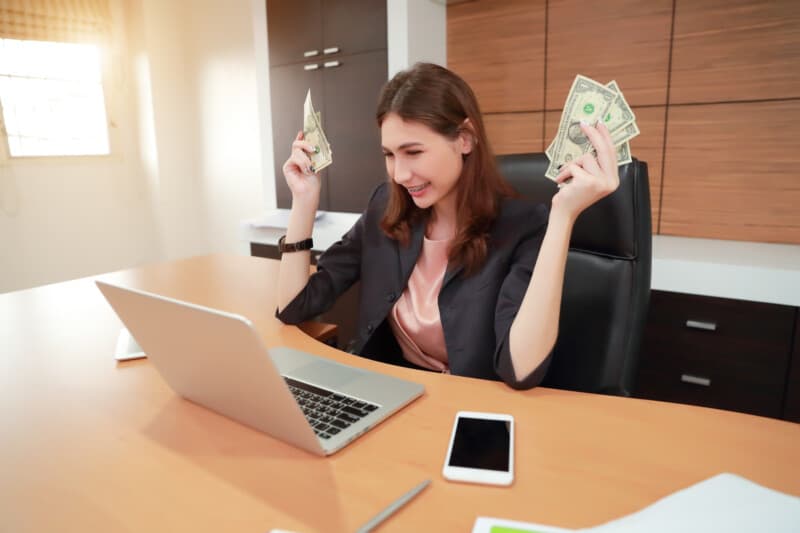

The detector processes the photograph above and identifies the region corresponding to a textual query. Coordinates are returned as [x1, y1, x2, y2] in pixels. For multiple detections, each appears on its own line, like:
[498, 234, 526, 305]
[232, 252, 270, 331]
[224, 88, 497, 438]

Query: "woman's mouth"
[407, 183, 430, 197]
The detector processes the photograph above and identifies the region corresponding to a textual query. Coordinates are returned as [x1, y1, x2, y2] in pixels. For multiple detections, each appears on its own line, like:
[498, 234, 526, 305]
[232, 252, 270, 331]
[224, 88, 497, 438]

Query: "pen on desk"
[354, 478, 431, 533]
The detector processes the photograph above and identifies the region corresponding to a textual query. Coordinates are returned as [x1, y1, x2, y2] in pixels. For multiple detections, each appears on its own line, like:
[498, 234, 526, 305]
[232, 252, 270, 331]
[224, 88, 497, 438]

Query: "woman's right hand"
[282, 131, 321, 202]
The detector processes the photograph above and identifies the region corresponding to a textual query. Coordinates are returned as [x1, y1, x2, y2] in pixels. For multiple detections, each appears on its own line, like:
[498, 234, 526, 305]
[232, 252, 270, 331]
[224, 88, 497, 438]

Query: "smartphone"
[442, 411, 514, 486]
[114, 327, 146, 361]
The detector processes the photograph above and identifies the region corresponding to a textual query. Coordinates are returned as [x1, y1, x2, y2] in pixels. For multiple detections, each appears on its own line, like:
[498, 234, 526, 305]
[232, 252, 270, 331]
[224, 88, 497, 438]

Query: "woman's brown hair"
[376, 62, 515, 276]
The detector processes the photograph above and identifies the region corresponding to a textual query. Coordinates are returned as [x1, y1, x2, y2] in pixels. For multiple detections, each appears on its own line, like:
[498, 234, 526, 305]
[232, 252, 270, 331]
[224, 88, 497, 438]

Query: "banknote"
[602, 80, 635, 133]
[610, 119, 640, 147]
[544, 75, 617, 179]
[303, 90, 332, 173]
[545, 76, 639, 180]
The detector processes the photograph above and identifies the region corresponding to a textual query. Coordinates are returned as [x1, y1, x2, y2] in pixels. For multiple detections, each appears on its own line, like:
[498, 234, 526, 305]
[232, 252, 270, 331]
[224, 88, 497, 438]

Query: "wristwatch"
[278, 235, 314, 253]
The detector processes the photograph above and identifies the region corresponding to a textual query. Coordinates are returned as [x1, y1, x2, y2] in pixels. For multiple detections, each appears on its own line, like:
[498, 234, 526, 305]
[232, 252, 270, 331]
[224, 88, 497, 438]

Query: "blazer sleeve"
[275, 184, 385, 325]
[274, 216, 365, 324]
[493, 205, 554, 390]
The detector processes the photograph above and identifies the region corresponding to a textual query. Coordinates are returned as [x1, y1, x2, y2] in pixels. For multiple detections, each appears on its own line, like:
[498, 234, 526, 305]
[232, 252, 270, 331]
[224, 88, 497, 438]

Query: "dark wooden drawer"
[784, 313, 800, 422]
[635, 291, 795, 418]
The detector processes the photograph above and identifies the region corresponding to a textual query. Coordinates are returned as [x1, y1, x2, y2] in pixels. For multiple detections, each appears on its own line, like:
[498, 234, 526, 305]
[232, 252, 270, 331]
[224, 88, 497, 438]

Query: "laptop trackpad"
[289, 360, 364, 389]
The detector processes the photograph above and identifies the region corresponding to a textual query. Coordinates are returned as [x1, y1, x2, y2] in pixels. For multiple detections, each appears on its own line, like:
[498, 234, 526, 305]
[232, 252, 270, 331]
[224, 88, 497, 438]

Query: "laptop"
[96, 281, 425, 456]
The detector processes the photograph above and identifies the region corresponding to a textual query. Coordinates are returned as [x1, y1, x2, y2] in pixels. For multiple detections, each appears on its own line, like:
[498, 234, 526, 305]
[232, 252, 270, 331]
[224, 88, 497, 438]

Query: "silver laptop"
[96, 281, 424, 456]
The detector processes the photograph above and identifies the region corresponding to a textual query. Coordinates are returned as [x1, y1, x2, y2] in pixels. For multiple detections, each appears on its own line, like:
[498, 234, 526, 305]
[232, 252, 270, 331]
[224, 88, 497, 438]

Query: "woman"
[276, 63, 619, 389]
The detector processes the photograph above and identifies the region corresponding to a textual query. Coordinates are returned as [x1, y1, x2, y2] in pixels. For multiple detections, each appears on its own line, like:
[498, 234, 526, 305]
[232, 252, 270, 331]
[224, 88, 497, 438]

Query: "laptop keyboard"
[284, 377, 379, 440]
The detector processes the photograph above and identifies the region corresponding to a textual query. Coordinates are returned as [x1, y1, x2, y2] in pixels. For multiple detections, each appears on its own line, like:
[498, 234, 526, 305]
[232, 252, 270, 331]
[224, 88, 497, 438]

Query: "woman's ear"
[458, 118, 476, 155]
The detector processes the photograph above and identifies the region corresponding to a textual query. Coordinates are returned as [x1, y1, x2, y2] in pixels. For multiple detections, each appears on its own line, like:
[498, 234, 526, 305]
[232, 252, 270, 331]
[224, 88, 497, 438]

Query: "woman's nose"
[392, 158, 411, 183]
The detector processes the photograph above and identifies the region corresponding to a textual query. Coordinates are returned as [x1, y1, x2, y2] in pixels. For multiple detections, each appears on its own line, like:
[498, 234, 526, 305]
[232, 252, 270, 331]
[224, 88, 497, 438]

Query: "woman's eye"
[406, 150, 422, 156]
[383, 153, 393, 158]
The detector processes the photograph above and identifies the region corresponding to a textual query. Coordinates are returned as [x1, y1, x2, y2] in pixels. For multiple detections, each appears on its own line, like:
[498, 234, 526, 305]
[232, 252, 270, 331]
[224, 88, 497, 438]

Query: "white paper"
[248, 210, 326, 230]
[473, 474, 800, 533]
[581, 473, 800, 533]
[472, 517, 574, 533]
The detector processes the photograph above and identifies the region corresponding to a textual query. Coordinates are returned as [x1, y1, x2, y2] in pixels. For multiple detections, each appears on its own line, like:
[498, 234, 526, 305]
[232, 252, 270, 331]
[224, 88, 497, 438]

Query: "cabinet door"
[269, 62, 330, 210]
[322, 0, 387, 57]
[267, 0, 322, 67]
[784, 312, 800, 422]
[323, 50, 388, 213]
[635, 291, 795, 418]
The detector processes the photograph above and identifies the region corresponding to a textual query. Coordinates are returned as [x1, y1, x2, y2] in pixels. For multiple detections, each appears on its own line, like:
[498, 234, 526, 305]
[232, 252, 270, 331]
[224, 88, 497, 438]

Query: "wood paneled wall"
[448, 0, 800, 244]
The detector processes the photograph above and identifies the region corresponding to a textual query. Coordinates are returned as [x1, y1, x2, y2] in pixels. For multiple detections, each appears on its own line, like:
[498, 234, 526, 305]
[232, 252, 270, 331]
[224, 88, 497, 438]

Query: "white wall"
[0, 0, 162, 293]
[0, 0, 445, 294]
[387, 0, 447, 78]
[0, 0, 267, 293]
[125, 0, 265, 263]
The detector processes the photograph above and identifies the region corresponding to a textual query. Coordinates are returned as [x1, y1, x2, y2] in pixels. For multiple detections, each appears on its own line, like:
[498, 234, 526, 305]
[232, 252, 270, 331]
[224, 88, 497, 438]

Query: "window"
[0, 37, 110, 157]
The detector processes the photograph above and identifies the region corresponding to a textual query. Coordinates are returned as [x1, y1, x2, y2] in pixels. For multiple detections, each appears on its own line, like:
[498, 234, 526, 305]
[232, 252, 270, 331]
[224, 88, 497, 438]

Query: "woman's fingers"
[554, 152, 601, 184]
[580, 121, 614, 174]
[576, 153, 601, 175]
[292, 140, 318, 156]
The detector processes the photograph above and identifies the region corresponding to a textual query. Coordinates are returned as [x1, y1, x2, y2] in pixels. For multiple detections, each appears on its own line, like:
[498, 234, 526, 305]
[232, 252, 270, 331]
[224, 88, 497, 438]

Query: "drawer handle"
[303, 49, 319, 58]
[323, 46, 340, 55]
[685, 320, 717, 331]
[303, 64, 320, 71]
[681, 374, 711, 387]
[323, 60, 341, 68]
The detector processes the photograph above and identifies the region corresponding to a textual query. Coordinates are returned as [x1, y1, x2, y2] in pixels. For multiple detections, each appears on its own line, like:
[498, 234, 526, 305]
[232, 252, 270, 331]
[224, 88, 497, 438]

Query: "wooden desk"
[2, 254, 798, 533]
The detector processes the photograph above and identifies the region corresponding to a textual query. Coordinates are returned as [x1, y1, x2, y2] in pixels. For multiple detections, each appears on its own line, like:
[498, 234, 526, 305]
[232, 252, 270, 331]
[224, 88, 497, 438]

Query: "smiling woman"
[274, 62, 620, 391]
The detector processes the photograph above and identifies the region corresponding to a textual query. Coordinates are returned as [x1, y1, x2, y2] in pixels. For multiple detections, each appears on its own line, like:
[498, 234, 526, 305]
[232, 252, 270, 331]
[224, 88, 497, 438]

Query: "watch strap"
[278, 235, 314, 253]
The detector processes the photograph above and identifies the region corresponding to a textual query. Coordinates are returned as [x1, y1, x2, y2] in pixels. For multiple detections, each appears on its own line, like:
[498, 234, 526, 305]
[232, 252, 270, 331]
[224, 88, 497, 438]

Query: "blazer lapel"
[398, 220, 425, 285]
[442, 262, 464, 289]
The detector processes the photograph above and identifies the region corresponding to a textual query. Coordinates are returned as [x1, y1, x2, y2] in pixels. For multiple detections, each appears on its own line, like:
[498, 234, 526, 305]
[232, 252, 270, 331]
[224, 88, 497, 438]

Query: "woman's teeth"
[408, 184, 428, 192]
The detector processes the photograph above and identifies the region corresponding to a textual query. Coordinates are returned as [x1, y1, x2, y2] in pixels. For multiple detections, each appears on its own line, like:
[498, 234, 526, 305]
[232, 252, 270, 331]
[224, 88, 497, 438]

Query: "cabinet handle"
[323, 60, 341, 68]
[303, 50, 319, 58]
[323, 46, 340, 55]
[681, 374, 711, 387]
[685, 320, 717, 331]
[303, 64, 320, 71]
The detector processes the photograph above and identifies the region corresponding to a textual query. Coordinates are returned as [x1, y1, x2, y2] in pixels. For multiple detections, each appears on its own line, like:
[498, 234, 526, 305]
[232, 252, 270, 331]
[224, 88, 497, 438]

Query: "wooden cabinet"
[447, 0, 545, 113]
[267, 0, 385, 67]
[661, 100, 800, 243]
[447, 0, 800, 245]
[267, 0, 387, 213]
[635, 290, 797, 419]
[670, 0, 800, 104]
[483, 112, 545, 155]
[546, 0, 672, 108]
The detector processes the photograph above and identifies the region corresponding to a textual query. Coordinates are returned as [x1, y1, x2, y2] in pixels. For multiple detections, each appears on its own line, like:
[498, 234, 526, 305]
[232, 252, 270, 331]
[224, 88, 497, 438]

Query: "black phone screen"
[447, 417, 511, 472]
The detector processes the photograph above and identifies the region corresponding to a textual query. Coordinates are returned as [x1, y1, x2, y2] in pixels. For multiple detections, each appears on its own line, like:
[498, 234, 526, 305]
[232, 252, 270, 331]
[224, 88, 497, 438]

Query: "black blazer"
[277, 183, 553, 390]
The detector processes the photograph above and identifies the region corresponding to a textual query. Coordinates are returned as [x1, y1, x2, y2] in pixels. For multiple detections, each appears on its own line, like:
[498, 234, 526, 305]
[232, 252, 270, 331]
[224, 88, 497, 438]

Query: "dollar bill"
[545, 76, 639, 180]
[545, 75, 617, 180]
[303, 90, 332, 173]
[547, 83, 639, 156]
[616, 141, 632, 166]
[602, 80, 635, 133]
[610, 119, 640, 147]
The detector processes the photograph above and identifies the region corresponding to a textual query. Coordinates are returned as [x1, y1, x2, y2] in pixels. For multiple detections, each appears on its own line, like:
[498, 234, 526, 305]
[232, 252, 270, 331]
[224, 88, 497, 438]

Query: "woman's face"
[381, 113, 472, 211]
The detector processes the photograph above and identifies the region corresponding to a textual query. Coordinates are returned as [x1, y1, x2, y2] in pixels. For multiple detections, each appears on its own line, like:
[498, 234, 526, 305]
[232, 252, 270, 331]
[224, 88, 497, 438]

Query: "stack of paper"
[473, 474, 800, 533]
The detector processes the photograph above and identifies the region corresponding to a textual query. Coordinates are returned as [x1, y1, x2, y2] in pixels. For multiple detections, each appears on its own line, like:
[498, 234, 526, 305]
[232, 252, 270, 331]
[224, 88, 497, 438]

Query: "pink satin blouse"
[388, 235, 451, 372]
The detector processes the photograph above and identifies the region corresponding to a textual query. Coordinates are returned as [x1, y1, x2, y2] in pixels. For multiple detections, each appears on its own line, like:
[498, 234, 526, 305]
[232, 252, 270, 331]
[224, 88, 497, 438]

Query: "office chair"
[497, 153, 652, 396]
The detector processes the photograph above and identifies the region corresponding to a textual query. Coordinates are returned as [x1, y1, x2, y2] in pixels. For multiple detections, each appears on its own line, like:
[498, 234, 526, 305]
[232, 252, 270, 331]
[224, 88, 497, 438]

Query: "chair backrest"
[497, 153, 652, 396]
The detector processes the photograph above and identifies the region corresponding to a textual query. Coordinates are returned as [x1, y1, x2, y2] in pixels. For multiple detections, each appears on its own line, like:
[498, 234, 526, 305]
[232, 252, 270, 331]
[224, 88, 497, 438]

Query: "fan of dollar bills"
[303, 89, 333, 173]
[545, 75, 640, 181]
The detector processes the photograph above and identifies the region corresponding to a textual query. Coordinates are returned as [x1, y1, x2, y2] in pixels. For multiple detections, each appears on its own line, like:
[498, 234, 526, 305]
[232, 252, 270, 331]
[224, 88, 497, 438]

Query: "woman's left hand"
[551, 120, 620, 223]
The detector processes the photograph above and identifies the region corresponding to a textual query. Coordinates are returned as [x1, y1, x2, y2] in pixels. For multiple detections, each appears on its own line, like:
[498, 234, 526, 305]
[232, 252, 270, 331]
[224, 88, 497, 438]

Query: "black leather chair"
[497, 153, 652, 396]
